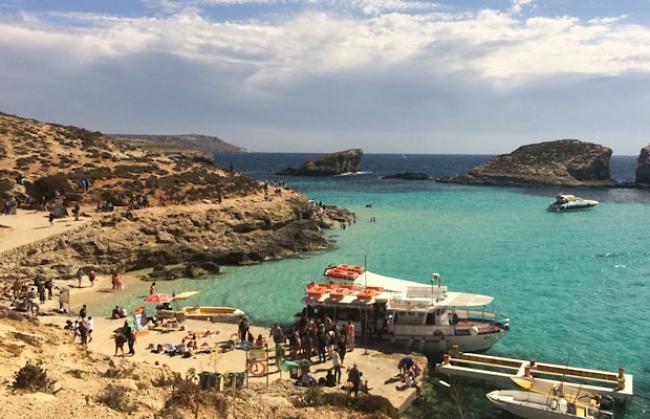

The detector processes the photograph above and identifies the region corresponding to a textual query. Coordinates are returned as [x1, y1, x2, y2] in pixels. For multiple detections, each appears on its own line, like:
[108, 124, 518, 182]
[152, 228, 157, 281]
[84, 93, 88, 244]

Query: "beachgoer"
[79, 304, 87, 319]
[88, 270, 96, 287]
[255, 334, 266, 347]
[76, 268, 84, 288]
[398, 356, 414, 376]
[126, 327, 136, 355]
[111, 306, 120, 319]
[37, 284, 46, 305]
[347, 321, 355, 351]
[332, 348, 342, 384]
[86, 316, 94, 343]
[271, 323, 283, 344]
[149, 282, 156, 295]
[48, 212, 54, 226]
[347, 364, 361, 397]
[72, 320, 80, 343]
[45, 278, 53, 299]
[114, 333, 126, 356]
[79, 320, 88, 347]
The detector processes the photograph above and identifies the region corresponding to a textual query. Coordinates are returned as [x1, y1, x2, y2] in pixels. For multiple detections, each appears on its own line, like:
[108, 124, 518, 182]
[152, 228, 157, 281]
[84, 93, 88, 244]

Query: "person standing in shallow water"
[88, 270, 96, 287]
[76, 268, 84, 288]
[149, 282, 157, 295]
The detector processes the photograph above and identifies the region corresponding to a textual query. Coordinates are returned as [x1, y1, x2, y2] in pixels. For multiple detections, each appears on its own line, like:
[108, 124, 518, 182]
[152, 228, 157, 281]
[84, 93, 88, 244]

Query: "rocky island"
[635, 144, 650, 185]
[437, 139, 615, 187]
[0, 112, 353, 282]
[276, 148, 363, 176]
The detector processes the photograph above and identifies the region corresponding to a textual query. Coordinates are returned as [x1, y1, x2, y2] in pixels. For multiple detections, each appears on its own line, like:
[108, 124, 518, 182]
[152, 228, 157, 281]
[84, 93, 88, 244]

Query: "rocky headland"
[0, 112, 353, 282]
[109, 133, 245, 154]
[382, 172, 431, 180]
[277, 148, 363, 176]
[437, 139, 615, 187]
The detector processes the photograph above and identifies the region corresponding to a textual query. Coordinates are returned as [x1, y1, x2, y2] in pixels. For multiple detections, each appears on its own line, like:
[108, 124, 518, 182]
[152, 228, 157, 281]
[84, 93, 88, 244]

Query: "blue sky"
[1, 1, 650, 154]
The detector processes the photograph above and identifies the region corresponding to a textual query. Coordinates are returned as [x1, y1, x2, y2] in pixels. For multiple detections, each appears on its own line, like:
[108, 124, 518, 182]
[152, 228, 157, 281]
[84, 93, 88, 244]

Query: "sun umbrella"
[172, 291, 200, 301]
[143, 293, 172, 303]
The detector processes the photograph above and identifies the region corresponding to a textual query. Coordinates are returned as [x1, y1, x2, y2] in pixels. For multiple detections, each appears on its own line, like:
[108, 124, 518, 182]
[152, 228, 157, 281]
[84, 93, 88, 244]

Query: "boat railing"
[453, 309, 498, 321]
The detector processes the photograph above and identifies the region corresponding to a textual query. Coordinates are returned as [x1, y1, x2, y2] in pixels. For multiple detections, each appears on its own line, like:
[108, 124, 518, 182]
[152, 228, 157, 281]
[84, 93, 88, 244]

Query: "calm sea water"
[124, 154, 650, 418]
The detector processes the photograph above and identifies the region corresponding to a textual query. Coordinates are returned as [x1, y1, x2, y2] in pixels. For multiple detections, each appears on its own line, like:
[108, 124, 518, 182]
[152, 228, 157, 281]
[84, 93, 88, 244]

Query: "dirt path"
[0, 210, 90, 254]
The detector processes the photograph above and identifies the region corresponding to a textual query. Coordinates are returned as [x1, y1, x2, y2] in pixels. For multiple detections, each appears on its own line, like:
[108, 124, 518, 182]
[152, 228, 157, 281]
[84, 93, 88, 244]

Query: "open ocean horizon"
[115, 153, 649, 418]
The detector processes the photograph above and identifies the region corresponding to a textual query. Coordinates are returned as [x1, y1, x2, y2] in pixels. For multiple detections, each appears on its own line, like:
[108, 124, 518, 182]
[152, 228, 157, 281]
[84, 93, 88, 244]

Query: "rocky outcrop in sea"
[437, 139, 615, 187]
[277, 149, 363, 176]
[382, 172, 431, 180]
[635, 144, 650, 184]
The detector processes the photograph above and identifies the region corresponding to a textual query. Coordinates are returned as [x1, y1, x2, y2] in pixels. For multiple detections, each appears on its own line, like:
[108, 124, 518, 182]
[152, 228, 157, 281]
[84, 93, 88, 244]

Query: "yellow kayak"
[179, 306, 245, 323]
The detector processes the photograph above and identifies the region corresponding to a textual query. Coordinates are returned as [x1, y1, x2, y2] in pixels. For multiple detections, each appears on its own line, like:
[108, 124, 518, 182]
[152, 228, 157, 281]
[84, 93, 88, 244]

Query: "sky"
[1, 1, 650, 154]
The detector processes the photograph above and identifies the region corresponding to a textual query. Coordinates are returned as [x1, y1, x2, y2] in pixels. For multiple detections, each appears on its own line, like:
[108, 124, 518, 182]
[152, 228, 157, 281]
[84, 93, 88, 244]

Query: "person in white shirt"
[85, 317, 94, 343]
[332, 349, 343, 384]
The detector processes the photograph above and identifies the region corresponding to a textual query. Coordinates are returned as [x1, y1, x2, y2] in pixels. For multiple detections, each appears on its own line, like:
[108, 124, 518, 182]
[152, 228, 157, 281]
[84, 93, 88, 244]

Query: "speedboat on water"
[486, 390, 614, 419]
[301, 264, 510, 354]
[548, 194, 599, 212]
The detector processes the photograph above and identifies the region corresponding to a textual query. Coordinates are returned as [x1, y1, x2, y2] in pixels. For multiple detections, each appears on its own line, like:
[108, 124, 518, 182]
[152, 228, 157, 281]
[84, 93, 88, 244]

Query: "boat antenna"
[364, 255, 368, 288]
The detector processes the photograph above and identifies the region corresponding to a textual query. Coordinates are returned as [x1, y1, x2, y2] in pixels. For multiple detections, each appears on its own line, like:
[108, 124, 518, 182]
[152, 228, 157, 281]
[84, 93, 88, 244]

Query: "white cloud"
[1, 6, 650, 93]
[510, 0, 533, 15]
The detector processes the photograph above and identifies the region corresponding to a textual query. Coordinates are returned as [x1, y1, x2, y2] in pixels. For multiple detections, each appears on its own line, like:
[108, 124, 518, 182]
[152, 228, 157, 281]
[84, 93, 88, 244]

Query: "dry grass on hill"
[0, 112, 260, 206]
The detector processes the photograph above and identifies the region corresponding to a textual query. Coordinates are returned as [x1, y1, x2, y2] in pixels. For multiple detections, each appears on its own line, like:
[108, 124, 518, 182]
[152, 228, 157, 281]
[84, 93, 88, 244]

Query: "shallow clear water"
[114, 154, 650, 417]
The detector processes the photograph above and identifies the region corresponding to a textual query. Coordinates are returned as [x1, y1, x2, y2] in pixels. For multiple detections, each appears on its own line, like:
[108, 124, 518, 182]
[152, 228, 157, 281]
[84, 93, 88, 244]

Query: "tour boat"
[548, 194, 599, 212]
[177, 306, 245, 323]
[302, 265, 510, 353]
[486, 390, 614, 419]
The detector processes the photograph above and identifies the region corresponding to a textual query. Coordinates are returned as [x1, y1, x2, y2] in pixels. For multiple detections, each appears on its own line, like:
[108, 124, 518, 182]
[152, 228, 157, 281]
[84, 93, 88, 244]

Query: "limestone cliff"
[635, 144, 650, 184]
[437, 140, 615, 187]
[277, 149, 363, 176]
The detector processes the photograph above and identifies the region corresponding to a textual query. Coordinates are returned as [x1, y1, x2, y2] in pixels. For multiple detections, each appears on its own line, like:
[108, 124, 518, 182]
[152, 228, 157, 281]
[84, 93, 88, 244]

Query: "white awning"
[440, 292, 494, 307]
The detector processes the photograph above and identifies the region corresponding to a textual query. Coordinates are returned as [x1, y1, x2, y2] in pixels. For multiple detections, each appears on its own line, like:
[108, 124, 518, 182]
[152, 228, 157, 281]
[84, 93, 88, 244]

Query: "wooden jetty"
[435, 349, 634, 402]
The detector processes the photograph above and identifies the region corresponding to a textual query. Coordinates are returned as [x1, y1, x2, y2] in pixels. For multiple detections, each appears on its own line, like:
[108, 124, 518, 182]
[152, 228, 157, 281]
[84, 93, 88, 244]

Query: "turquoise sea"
[119, 154, 650, 418]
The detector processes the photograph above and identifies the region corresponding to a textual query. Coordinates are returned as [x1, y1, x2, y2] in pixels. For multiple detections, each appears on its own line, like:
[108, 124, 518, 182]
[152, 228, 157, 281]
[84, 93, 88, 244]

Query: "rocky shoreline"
[0, 192, 354, 283]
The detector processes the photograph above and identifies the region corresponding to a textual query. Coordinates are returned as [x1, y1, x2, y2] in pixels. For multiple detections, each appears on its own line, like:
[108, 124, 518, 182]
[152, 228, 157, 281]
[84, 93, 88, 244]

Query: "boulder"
[156, 230, 175, 244]
[437, 139, 615, 187]
[635, 144, 650, 184]
[382, 172, 431, 180]
[277, 149, 363, 176]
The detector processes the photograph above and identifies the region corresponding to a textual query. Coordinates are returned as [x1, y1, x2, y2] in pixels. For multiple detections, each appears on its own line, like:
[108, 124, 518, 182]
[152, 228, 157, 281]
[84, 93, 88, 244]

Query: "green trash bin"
[209, 373, 221, 390]
[198, 372, 211, 390]
[235, 372, 246, 389]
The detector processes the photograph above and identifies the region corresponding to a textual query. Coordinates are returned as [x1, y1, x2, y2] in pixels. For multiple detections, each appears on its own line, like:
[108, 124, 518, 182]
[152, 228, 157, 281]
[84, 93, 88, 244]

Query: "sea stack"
[277, 148, 363, 176]
[437, 139, 615, 187]
[635, 144, 650, 184]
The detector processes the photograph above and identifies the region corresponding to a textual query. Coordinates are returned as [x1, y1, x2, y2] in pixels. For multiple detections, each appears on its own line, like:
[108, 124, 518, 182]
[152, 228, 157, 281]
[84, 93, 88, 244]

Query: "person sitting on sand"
[300, 369, 316, 386]
[247, 332, 255, 347]
[255, 334, 266, 347]
[111, 306, 121, 319]
[347, 364, 361, 397]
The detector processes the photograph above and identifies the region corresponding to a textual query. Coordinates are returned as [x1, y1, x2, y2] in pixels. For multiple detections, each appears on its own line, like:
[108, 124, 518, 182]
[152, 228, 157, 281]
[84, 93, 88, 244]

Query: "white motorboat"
[548, 194, 599, 212]
[301, 264, 510, 353]
[486, 390, 614, 419]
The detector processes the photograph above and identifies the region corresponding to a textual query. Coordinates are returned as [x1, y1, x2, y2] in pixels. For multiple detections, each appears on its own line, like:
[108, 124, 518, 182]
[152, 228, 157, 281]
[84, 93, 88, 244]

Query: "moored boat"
[178, 306, 245, 323]
[302, 265, 510, 353]
[548, 194, 599, 212]
[486, 389, 614, 419]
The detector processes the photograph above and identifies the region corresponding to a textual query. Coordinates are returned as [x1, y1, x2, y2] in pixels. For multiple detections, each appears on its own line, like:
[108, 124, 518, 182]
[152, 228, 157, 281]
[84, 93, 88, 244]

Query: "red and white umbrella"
[143, 293, 172, 303]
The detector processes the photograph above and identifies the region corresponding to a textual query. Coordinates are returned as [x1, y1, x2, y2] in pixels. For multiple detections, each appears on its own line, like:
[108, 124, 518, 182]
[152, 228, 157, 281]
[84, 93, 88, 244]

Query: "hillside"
[0, 112, 256, 205]
[109, 133, 245, 154]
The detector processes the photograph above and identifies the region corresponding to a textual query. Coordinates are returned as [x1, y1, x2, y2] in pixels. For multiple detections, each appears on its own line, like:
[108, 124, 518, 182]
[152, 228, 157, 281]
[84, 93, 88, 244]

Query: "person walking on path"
[79, 304, 87, 320]
[76, 268, 84, 288]
[48, 212, 55, 226]
[88, 270, 96, 287]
